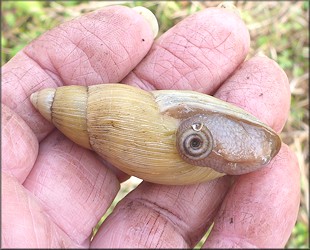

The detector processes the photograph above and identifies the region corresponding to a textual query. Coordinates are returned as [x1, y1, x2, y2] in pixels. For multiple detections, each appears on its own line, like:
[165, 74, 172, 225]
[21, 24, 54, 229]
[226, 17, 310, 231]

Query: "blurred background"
[2, 1, 308, 248]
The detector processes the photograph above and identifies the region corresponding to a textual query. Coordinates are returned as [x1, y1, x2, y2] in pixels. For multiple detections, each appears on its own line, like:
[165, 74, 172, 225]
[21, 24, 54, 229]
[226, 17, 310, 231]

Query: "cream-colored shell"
[30, 84, 281, 185]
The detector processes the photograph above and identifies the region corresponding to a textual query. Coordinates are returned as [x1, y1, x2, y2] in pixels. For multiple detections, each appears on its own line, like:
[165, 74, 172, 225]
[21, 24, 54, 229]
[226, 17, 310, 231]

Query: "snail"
[30, 84, 281, 185]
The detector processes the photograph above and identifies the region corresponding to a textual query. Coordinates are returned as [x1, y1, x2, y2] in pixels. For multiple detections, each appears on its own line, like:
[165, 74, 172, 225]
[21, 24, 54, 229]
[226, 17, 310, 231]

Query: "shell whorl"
[176, 115, 214, 166]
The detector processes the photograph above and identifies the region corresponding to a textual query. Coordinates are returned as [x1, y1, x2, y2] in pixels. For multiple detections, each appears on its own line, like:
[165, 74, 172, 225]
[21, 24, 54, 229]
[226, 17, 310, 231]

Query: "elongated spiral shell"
[30, 83, 282, 185]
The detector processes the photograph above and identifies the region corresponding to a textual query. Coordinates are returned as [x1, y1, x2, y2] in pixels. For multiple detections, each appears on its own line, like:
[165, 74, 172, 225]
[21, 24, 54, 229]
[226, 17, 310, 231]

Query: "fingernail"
[217, 2, 241, 17]
[132, 6, 159, 38]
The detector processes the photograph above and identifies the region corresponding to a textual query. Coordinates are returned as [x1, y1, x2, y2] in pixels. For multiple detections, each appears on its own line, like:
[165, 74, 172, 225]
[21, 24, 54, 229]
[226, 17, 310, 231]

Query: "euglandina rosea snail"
[30, 83, 281, 185]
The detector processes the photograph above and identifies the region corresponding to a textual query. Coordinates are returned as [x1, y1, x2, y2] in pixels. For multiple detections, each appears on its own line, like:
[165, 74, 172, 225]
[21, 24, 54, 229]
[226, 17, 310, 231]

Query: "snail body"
[30, 84, 281, 185]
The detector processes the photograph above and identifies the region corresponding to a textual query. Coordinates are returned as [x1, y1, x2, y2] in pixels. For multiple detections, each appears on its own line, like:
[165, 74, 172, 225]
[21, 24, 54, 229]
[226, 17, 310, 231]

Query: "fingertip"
[215, 55, 290, 132]
[132, 6, 159, 38]
[217, 2, 241, 17]
[125, 6, 250, 92]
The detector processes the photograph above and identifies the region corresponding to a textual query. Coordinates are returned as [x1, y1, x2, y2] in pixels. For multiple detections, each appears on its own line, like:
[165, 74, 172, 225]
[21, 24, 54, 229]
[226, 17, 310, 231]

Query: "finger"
[91, 176, 232, 248]
[23, 130, 120, 245]
[201, 55, 296, 248]
[2, 5, 156, 141]
[123, 7, 250, 93]
[203, 145, 300, 248]
[215, 55, 290, 132]
[2, 172, 78, 248]
[2, 104, 38, 182]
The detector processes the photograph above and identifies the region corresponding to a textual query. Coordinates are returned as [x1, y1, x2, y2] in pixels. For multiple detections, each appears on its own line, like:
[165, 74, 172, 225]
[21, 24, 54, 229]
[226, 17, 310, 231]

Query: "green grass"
[2, 1, 308, 248]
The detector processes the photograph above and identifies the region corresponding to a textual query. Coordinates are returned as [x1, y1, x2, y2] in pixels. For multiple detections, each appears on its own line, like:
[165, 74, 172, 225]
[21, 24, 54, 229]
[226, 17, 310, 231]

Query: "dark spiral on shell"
[176, 115, 213, 165]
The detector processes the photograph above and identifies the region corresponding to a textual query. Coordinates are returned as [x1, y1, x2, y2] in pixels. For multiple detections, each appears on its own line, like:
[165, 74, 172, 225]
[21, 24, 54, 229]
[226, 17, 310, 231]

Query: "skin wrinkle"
[181, 20, 239, 61]
[177, 38, 216, 87]
[53, 26, 81, 64]
[37, 25, 102, 85]
[208, 31, 235, 63]
[74, 11, 149, 83]
[5, 175, 59, 247]
[215, 236, 256, 248]
[26, 170, 64, 199]
[153, 185, 184, 207]
[73, 29, 119, 84]
[32, 162, 47, 196]
[178, 16, 231, 50]
[22, 51, 63, 90]
[148, 47, 161, 86]
[70, 70, 97, 83]
[125, 197, 192, 246]
[26, 197, 40, 247]
[85, 171, 103, 204]
[171, 186, 186, 207]
[130, 13, 244, 92]
[153, 219, 164, 248]
[12, 62, 36, 83]
[93, 18, 140, 62]
[3, 55, 59, 139]
[43, 29, 65, 47]
[79, 174, 97, 204]
[215, 32, 235, 53]
[199, 181, 227, 207]
[153, 45, 196, 89]
[125, 70, 158, 90]
[160, 43, 211, 90]
[158, 37, 212, 89]
[30, 153, 81, 195]
[23, 51, 64, 89]
[154, 45, 184, 83]
[151, 216, 165, 247]
[139, 213, 157, 246]
[161, 38, 198, 70]
[3, 106, 37, 181]
[55, 210, 85, 243]
[125, 181, 228, 245]
[190, 183, 201, 204]
[218, 86, 255, 108]
[56, 154, 97, 191]
[62, 46, 96, 86]
[24, 137, 118, 243]
[248, 65, 263, 84]
[40, 29, 82, 86]
[78, 20, 121, 56]
[5, 68, 34, 107]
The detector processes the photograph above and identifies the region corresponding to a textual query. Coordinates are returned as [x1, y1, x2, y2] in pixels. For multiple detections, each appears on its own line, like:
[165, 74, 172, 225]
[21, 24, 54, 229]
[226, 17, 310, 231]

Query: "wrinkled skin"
[2, 5, 300, 248]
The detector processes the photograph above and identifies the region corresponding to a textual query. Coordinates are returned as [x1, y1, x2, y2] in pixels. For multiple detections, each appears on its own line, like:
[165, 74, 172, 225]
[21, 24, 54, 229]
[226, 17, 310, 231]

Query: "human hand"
[2, 4, 300, 248]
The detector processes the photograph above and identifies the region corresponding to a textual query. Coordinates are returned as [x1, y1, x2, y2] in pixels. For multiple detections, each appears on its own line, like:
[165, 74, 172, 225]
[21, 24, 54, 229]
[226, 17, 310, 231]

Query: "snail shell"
[30, 84, 281, 185]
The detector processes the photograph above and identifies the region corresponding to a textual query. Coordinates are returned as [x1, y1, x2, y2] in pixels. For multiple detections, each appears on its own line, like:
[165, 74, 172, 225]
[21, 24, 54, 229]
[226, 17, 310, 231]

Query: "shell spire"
[31, 86, 91, 150]
[30, 88, 56, 122]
